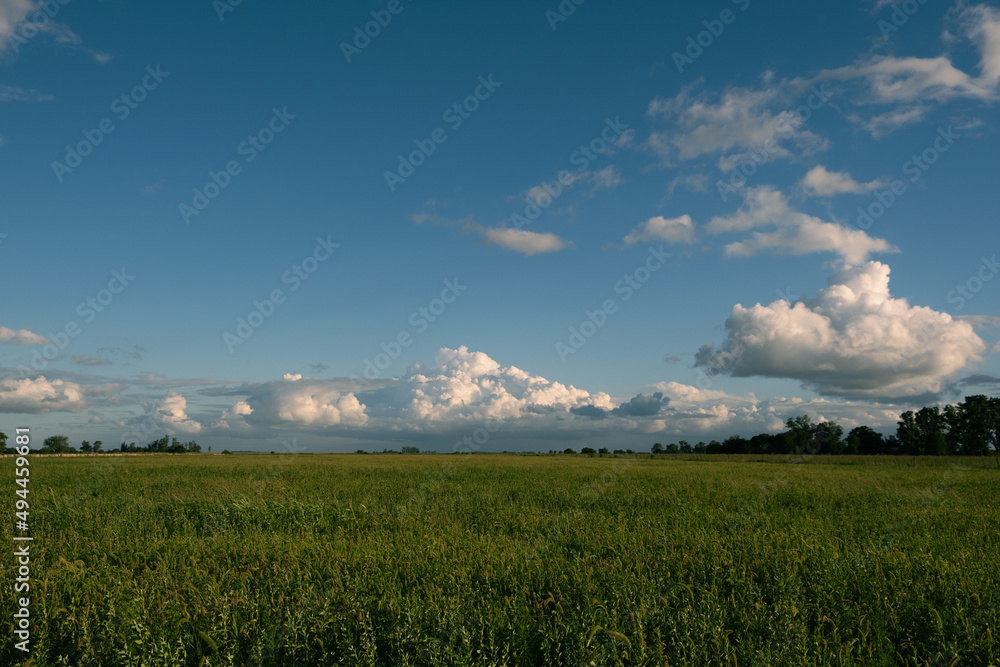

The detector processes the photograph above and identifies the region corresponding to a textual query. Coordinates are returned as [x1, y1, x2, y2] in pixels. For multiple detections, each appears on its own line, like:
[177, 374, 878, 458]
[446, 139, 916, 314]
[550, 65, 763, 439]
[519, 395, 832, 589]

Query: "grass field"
[3, 453, 999, 666]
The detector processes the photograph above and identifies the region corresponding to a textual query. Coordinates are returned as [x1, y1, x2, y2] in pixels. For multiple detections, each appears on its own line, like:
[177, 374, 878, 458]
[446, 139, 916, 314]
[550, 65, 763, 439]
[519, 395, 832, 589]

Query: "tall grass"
[2, 454, 998, 665]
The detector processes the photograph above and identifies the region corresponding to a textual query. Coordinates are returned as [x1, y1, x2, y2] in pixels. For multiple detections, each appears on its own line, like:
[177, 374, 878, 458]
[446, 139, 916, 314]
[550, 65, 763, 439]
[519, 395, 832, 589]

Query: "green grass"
[3, 453, 999, 666]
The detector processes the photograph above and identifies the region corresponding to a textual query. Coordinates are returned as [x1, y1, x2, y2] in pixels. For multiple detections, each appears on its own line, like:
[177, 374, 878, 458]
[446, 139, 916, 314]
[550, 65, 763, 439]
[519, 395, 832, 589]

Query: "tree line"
[650, 395, 1000, 457]
[0, 433, 203, 455]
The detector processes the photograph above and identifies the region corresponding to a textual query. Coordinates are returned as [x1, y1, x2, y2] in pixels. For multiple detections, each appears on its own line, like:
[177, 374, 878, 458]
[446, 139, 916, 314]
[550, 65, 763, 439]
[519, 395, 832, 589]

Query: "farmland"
[3, 454, 999, 666]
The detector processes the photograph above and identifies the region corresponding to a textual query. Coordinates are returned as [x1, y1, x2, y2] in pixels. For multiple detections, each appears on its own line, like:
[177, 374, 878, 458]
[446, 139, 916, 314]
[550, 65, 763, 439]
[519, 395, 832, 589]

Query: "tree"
[693, 441, 707, 454]
[847, 426, 884, 455]
[665, 443, 679, 454]
[93, 440, 103, 453]
[598, 447, 609, 455]
[770, 431, 796, 455]
[185, 441, 201, 453]
[0, 432, 9, 455]
[748, 433, 773, 454]
[651, 443, 664, 454]
[41, 435, 73, 454]
[563, 448, 576, 455]
[581, 447, 597, 455]
[956, 395, 993, 456]
[722, 436, 749, 454]
[813, 421, 844, 455]
[401, 446, 420, 454]
[678, 440, 691, 454]
[915, 406, 948, 456]
[896, 411, 920, 455]
[80, 440, 92, 453]
[786, 416, 816, 454]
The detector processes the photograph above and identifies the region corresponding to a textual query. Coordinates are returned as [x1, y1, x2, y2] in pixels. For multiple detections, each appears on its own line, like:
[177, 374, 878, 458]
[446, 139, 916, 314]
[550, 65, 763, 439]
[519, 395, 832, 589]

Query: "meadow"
[2, 453, 999, 666]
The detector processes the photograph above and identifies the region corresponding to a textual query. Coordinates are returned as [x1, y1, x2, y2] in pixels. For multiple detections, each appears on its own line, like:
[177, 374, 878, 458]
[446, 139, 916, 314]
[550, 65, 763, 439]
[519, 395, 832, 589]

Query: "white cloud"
[646, 80, 827, 166]
[522, 166, 622, 206]
[819, 4, 1000, 135]
[215, 401, 254, 430]
[242, 381, 368, 428]
[635, 380, 912, 436]
[624, 215, 696, 245]
[800, 165, 884, 196]
[0, 0, 34, 47]
[962, 3, 1000, 89]
[0, 85, 53, 103]
[390, 346, 613, 424]
[0, 325, 49, 345]
[853, 105, 929, 137]
[481, 227, 571, 255]
[822, 55, 992, 104]
[589, 165, 623, 191]
[155, 392, 202, 434]
[233, 347, 614, 433]
[696, 261, 986, 398]
[708, 186, 896, 264]
[282, 373, 302, 381]
[0, 375, 86, 413]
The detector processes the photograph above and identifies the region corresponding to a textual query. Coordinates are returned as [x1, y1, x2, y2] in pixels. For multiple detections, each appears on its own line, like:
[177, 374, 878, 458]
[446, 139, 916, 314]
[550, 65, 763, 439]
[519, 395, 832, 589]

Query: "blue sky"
[2, 0, 999, 451]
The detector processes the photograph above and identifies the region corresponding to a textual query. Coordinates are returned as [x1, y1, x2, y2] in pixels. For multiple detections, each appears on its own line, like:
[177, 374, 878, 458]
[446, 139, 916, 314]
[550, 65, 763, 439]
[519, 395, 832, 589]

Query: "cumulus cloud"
[229, 347, 613, 434]
[386, 346, 612, 424]
[0, 325, 49, 345]
[624, 215, 696, 245]
[481, 227, 571, 255]
[240, 380, 368, 428]
[800, 165, 884, 196]
[0, 375, 86, 413]
[571, 392, 670, 420]
[155, 392, 203, 434]
[696, 262, 986, 398]
[707, 186, 896, 264]
[216, 401, 253, 430]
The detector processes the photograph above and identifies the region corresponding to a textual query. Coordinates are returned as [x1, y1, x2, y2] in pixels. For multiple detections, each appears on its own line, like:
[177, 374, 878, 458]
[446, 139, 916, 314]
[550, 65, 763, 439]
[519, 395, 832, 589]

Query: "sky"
[1, 0, 999, 452]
